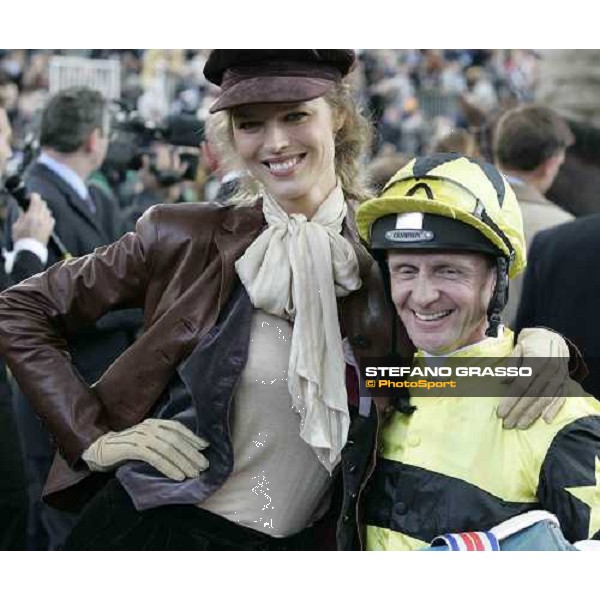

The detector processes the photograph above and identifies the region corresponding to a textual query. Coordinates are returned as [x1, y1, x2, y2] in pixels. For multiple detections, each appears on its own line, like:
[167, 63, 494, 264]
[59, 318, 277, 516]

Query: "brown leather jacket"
[0, 201, 399, 527]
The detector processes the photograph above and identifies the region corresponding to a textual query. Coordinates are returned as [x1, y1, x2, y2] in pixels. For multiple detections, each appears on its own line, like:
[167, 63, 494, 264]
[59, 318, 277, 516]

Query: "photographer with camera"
[105, 106, 204, 228]
[122, 141, 188, 231]
[0, 98, 55, 550]
[3, 86, 142, 550]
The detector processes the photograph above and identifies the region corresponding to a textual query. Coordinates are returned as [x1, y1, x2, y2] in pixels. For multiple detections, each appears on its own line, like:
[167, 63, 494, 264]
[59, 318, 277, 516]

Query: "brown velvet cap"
[204, 49, 356, 113]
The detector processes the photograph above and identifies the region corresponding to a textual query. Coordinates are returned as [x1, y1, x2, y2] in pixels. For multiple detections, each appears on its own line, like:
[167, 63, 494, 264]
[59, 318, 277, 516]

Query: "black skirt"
[63, 478, 322, 551]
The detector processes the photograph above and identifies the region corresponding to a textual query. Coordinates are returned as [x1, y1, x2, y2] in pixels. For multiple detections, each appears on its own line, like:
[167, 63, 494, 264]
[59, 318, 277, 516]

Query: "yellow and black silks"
[365, 329, 600, 550]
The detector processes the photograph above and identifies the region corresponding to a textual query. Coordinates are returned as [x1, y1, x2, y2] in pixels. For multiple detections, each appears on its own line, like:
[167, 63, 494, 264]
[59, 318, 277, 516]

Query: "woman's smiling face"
[231, 98, 339, 217]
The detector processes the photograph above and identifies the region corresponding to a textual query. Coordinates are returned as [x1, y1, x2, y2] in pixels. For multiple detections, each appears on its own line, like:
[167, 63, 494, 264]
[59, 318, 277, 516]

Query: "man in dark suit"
[4, 86, 140, 549]
[8, 87, 123, 262]
[516, 216, 600, 400]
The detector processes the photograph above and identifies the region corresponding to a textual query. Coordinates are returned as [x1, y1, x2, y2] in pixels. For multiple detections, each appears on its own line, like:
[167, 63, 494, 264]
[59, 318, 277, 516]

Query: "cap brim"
[209, 76, 335, 113]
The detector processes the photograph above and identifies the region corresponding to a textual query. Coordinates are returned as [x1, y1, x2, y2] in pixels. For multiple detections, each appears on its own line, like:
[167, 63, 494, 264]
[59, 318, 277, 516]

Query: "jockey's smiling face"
[388, 250, 497, 355]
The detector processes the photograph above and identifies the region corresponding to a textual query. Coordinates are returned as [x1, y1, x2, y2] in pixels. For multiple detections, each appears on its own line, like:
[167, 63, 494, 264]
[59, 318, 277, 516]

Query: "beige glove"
[82, 419, 209, 481]
[497, 328, 569, 429]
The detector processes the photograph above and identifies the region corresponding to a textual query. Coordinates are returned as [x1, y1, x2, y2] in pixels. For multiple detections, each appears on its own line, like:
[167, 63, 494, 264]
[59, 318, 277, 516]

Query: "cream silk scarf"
[235, 186, 362, 472]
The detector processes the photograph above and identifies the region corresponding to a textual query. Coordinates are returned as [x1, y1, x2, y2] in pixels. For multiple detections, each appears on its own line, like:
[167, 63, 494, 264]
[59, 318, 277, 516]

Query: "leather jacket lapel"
[214, 201, 266, 315]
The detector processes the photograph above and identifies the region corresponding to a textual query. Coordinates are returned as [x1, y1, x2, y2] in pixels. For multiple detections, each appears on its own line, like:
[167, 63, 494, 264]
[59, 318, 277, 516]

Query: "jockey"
[356, 154, 600, 550]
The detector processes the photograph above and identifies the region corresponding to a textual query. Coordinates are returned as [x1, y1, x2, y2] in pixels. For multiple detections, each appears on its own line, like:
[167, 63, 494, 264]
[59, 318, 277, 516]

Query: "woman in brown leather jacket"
[0, 50, 574, 550]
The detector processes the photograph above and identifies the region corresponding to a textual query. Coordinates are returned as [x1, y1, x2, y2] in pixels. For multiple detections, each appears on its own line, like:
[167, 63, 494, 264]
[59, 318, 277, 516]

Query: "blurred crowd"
[0, 49, 540, 215]
[360, 49, 538, 154]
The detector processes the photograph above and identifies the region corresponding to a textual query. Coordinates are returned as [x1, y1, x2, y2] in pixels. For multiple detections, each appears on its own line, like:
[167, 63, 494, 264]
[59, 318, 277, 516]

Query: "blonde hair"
[205, 82, 374, 205]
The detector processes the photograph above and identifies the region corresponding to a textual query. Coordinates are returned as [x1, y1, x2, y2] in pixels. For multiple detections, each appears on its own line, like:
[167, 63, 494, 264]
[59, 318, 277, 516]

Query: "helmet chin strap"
[374, 251, 417, 416]
[486, 256, 509, 338]
[374, 251, 398, 355]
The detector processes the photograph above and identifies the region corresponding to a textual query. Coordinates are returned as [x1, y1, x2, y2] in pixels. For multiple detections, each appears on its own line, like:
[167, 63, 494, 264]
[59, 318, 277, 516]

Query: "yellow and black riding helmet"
[357, 153, 526, 337]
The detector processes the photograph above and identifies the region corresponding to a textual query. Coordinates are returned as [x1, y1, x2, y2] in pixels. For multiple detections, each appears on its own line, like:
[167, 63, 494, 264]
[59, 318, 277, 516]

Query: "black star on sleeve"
[537, 415, 600, 542]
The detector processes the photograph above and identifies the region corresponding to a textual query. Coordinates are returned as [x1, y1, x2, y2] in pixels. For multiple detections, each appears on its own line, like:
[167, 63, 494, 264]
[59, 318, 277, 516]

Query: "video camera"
[104, 106, 205, 186]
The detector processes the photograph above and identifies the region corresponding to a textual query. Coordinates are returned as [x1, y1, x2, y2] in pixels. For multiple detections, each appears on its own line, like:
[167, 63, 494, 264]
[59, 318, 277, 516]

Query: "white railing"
[48, 56, 121, 100]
